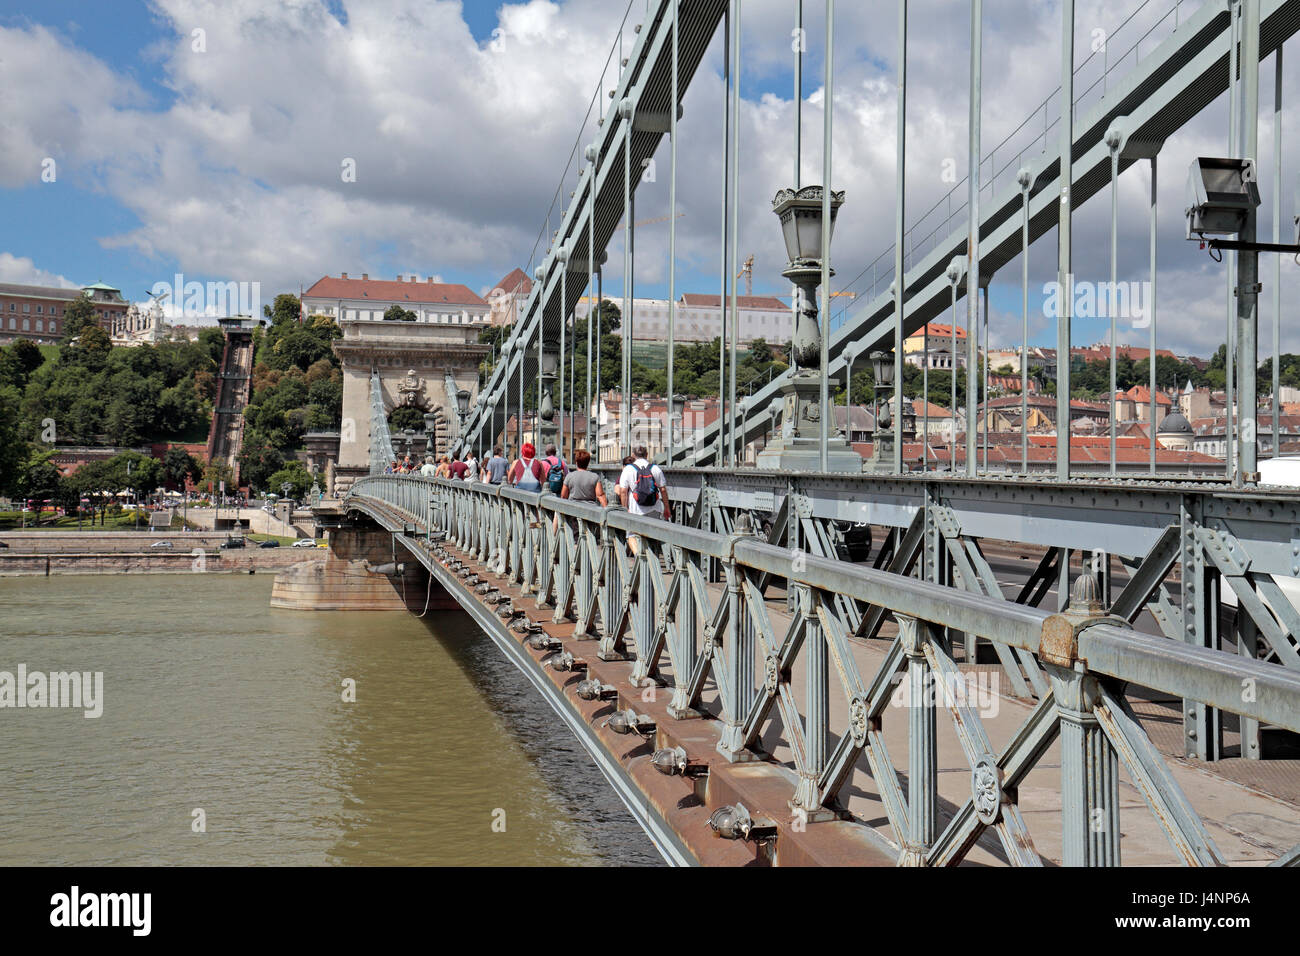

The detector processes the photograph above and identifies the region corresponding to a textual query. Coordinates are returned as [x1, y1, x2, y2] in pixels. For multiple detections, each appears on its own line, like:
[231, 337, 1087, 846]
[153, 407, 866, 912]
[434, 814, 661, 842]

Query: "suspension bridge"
[309, 0, 1300, 866]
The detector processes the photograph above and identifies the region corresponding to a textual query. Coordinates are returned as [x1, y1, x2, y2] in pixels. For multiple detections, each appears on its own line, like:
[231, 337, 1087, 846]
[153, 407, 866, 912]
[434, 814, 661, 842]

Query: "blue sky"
[0, 0, 1287, 360]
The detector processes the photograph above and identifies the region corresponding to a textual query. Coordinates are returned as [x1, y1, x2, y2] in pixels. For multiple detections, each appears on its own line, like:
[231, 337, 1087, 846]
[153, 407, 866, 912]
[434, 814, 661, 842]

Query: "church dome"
[1158, 411, 1193, 435]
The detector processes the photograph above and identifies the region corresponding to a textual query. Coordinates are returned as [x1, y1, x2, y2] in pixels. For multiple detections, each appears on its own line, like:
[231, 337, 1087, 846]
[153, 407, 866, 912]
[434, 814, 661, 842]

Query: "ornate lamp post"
[455, 388, 471, 436]
[472, 392, 485, 455]
[756, 185, 860, 472]
[538, 345, 558, 449]
[867, 350, 898, 473]
[422, 409, 438, 459]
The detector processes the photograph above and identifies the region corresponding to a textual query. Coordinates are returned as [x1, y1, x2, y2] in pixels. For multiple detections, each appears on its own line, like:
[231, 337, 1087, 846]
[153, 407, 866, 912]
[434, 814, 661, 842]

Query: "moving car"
[149, 540, 174, 549]
[219, 536, 246, 550]
[291, 538, 317, 548]
[258, 539, 280, 548]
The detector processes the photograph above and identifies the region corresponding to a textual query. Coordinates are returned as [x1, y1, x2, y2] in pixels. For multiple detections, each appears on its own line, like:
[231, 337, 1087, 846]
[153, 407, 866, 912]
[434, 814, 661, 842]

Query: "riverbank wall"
[0, 548, 323, 576]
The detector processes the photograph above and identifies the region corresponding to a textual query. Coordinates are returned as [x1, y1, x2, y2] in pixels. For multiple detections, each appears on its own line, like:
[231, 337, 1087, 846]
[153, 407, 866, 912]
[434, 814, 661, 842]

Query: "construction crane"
[737, 255, 754, 296]
[738, 255, 855, 301]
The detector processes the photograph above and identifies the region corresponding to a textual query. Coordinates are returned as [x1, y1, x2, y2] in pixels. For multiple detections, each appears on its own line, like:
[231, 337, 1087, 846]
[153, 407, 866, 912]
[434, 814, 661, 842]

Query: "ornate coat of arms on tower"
[398, 369, 427, 409]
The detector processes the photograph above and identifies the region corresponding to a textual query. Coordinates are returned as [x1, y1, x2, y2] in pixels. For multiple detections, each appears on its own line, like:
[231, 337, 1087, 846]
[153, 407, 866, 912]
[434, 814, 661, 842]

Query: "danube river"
[0, 574, 660, 866]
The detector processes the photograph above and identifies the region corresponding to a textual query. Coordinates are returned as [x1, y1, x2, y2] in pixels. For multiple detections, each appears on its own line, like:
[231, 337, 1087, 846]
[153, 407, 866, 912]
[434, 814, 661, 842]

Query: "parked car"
[149, 540, 174, 549]
[292, 538, 317, 548]
[219, 536, 246, 550]
[258, 539, 281, 548]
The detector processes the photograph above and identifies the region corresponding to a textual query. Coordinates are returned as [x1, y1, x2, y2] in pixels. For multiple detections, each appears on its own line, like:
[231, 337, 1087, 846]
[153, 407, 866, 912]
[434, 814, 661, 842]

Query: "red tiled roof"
[679, 293, 789, 311]
[907, 322, 967, 340]
[304, 275, 486, 306]
[492, 268, 532, 297]
[854, 437, 1220, 467]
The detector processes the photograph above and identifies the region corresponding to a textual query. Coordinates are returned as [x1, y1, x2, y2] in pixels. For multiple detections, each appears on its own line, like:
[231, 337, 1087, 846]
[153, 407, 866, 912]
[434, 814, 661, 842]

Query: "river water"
[0, 574, 660, 866]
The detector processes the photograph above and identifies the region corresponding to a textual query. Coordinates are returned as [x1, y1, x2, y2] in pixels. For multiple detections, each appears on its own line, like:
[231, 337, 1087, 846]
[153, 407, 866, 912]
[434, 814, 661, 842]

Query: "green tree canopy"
[60, 295, 99, 342]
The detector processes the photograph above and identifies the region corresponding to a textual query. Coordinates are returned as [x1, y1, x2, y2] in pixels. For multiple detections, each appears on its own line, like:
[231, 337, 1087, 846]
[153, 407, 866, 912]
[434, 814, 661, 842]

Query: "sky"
[0, 0, 1296, 362]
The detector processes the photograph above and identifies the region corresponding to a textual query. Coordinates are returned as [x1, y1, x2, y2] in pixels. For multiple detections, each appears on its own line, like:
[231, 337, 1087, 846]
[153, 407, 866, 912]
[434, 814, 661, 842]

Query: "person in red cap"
[509, 442, 545, 491]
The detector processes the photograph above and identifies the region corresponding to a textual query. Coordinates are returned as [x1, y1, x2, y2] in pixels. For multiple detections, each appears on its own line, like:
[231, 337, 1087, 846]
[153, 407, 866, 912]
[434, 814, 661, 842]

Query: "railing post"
[630, 547, 657, 684]
[898, 614, 937, 865]
[536, 503, 552, 608]
[1179, 494, 1223, 760]
[597, 519, 630, 660]
[521, 500, 537, 594]
[552, 511, 571, 624]
[574, 517, 593, 633]
[668, 544, 700, 718]
[1043, 574, 1121, 866]
[717, 516, 759, 762]
[793, 583, 830, 813]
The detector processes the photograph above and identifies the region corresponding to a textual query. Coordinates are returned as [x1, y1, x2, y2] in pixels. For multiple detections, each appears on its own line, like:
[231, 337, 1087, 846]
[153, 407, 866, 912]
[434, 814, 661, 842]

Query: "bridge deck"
[426, 530, 1299, 865]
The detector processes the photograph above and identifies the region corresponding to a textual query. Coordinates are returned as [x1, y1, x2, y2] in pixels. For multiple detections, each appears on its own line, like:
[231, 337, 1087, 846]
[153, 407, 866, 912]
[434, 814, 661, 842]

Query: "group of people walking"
[397, 441, 670, 522]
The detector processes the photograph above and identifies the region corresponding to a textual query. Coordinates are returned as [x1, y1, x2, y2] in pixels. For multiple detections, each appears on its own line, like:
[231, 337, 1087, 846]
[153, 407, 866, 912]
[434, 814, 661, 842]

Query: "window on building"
[35, 320, 43, 333]
[21, 319, 29, 331]
[23, 304, 30, 313]
[36, 305, 43, 314]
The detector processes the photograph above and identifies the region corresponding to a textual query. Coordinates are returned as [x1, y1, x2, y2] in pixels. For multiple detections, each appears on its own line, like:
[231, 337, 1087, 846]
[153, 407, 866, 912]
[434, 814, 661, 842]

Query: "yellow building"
[904, 322, 968, 369]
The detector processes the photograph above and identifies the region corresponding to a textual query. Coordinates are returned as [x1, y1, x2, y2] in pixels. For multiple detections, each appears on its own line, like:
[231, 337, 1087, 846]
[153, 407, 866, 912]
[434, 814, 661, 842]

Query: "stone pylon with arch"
[332, 319, 488, 495]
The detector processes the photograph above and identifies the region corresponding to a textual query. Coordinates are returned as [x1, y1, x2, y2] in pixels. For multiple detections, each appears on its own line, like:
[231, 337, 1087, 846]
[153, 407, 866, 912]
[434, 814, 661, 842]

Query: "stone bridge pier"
[270, 518, 458, 612]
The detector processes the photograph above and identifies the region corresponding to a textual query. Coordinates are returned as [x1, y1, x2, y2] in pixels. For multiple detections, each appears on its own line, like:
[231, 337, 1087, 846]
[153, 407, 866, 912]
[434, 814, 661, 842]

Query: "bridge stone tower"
[332, 320, 488, 496]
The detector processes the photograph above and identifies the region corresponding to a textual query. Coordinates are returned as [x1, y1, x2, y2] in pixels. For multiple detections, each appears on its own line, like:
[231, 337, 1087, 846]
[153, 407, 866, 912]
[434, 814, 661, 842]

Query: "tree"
[0, 386, 24, 495]
[0, 339, 45, 390]
[200, 460, 235, 496]
[109, 451, 163, 501]
[276, 328, 332, 371]
[389, 406, 425, 433]
[163, 446, 202, 490]
[590, 299, 621, 336]
[267, 460, 313, 499]
[61, 295, 99, 342]
[76, 324, 112, 355]
[198, 326, 226, 366]
[263, 293, 302, 326]
[17, 448, 63, 518]
[383, 304, 416, 322]
[236, 434, 285, 492]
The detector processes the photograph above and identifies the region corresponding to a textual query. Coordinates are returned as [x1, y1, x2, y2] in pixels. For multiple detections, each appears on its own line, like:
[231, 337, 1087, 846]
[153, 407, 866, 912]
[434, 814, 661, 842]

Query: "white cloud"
[0, 0, 1296, 363]
[0, 253, 80, 289]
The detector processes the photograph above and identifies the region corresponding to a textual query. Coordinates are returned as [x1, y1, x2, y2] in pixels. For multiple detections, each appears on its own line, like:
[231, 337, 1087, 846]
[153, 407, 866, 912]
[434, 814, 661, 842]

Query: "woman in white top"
[511, 442, 544, 492]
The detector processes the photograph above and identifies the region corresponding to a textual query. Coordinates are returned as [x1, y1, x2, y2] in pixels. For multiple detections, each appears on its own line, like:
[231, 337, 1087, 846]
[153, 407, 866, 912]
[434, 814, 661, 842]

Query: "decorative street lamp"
[454, 386, 471, 454]
[842, 341, 858, 440]
[756, 185, 860, 472]
[866, 349, 898, 473]
[736, 395, 748, 465]
[538, 344, 558, 448]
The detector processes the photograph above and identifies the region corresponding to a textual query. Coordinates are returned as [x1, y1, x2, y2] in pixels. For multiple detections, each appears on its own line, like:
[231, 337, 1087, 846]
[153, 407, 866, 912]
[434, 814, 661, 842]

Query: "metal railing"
[368, 371, 396, 476]
[346, 473, 1300, 866]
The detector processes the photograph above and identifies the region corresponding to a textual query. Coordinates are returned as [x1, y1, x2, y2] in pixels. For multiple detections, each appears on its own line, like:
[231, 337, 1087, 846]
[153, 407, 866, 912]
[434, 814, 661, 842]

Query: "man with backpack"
[540, 443, 568, 495]
[616, 444, 671, 522]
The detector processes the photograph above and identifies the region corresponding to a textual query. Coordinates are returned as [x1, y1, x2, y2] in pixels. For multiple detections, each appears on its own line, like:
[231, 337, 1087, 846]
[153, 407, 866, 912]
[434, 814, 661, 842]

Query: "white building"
[485, 268, 532, 327]
[574, 293, 793, 347]
[302, 273, 489, 325]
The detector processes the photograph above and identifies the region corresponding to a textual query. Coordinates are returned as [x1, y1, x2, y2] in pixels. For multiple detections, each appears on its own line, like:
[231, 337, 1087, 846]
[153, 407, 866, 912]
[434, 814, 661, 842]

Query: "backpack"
[633, 463, 658, 507]
[546, 457, 565, 494]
